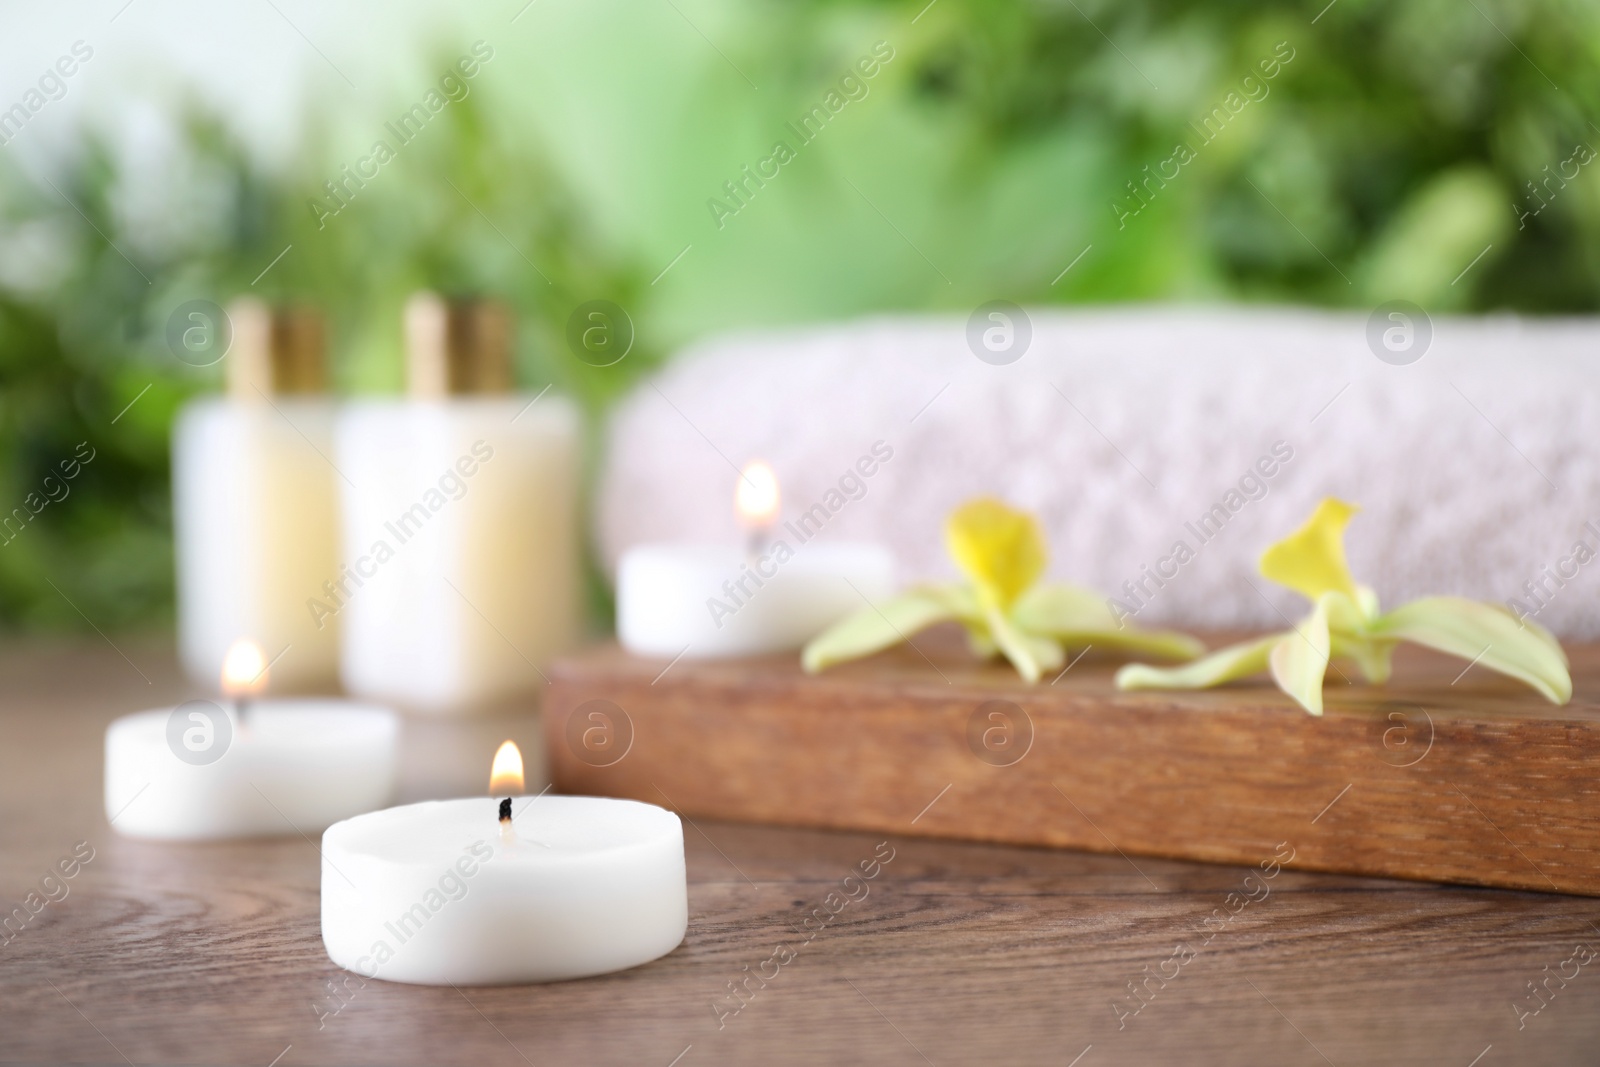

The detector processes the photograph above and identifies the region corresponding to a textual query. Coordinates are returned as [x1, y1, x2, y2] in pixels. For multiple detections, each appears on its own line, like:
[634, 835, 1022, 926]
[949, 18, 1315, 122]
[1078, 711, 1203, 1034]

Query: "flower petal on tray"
[1330, 632, 1398, 684]
[1268, 598, 1333, 715]
[1114, 633, 1282, 692]
[801, 587, 958, 673]
[1368, 596, 1573, 704]
[945, 497, 1047, 610]
[1057, 627, 1207, 662]
[1012, 583, 1204, 661]
[1010, 582, 1119, 632]
[1259, 498, 1361, 605]
[986, 605, 1061, 683]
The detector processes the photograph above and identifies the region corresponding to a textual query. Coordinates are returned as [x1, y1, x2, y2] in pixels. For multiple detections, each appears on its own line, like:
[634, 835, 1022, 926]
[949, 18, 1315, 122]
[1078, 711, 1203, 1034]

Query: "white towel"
[598, 306, 1600, 638]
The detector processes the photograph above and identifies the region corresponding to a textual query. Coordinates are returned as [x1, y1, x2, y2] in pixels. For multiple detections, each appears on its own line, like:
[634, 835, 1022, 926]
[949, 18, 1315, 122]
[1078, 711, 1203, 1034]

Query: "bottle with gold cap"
[332, 292, 581, 712]
[172, 298, 342, 691]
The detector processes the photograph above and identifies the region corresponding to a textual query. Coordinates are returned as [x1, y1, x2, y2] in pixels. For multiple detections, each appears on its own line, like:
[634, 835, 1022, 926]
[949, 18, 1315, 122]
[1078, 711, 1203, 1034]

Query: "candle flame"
[735, 460, 780, 528]
[221, 640, 269, 697]
[489, 740, 524, 796]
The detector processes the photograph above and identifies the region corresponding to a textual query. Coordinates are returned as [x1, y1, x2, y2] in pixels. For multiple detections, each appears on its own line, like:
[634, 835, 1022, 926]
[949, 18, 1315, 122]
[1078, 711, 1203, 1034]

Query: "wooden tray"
[545, 627, 1600, 895]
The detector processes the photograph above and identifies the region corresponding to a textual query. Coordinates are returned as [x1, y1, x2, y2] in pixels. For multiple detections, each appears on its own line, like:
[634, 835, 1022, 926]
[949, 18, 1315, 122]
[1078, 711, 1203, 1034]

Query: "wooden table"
[4, 641, 1599, 1065]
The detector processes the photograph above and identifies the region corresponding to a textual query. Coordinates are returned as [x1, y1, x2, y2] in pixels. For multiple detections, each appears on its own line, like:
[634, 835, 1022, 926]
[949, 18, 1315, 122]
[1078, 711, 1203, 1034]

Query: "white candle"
[618, 542, 894, 657]
[320, 743, 686, 985]
[103, 640, 398, 841]
[617, 461, 895, 658]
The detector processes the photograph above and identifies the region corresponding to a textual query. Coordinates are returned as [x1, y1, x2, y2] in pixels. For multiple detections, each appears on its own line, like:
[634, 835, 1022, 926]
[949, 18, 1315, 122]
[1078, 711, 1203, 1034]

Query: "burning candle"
[491, 738, 521, 833]
[736, 459, 782, 554]
[320, 741, 687, 985]
[221, 638, 268, 717]
[616, 460, 894, 658]
[103, 640, 399, 840]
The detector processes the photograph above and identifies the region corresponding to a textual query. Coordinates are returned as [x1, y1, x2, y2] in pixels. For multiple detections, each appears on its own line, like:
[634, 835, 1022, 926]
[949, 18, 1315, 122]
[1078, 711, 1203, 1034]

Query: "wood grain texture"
[4, 639, 1600, 1065]
[547, 628, 1600, 896]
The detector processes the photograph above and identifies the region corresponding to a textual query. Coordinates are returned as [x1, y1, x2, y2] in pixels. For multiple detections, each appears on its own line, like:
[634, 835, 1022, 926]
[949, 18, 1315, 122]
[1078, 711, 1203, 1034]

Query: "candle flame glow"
[735, 460, 780, 528]
[489, 740, 524, 796]
[221, 640, 269, 697]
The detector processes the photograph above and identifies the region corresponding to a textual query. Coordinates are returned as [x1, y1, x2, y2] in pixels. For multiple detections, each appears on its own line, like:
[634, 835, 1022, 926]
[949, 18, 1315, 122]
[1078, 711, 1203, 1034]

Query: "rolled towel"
[597, 306, 1600, 638]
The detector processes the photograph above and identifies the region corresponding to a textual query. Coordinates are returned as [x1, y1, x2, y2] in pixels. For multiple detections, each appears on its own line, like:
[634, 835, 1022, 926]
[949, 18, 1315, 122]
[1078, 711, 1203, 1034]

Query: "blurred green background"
[2, 0, 1598, 632]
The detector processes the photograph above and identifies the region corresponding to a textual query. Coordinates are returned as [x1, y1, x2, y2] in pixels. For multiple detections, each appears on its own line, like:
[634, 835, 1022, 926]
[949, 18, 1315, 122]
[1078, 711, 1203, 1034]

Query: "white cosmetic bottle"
[332, 293, 581, 713]
[172, 300, 342, 691]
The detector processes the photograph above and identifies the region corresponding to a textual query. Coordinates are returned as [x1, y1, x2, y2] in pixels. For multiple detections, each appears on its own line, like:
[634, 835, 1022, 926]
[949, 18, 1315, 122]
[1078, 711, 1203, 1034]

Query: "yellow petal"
[945, 497, 1047, 610]
[1259, 498, 1361, 604]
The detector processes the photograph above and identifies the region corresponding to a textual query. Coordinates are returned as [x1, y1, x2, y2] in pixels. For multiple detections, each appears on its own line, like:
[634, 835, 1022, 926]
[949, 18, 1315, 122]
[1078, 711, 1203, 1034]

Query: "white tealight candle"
[104, 640, 399, 841]
[617, 461, 895, 658]
[320, 742, 687, 985]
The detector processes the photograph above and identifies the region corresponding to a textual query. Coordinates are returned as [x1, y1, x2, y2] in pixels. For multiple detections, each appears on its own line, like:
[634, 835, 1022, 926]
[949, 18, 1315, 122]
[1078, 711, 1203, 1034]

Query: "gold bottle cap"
[405, 292, 513, 397]
[225, 299, 326, 400]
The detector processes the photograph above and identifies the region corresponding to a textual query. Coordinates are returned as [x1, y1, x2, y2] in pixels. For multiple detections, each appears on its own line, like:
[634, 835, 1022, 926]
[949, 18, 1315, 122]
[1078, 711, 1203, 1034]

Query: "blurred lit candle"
[320, 741, 687, 985]
[104, 639, 399, 840]
[617, 460, 894, 658]
[221, 638, 268, 715]
[737, 459, 781, 554]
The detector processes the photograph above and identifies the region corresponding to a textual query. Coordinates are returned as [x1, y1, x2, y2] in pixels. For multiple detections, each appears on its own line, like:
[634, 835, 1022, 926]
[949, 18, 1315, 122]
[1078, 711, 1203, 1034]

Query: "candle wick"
[234, 697, 250, 725]
[745, 526, 769, 560]
[498, 797, 512, 824]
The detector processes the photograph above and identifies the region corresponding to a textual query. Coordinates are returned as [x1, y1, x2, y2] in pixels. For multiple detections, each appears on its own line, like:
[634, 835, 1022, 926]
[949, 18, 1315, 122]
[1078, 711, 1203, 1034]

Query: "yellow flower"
[1258, 498, 1361, 603]
[1115, 497, 1572, 714]
[945, 498, 1048, 611]
[802, 498, 1203, 682]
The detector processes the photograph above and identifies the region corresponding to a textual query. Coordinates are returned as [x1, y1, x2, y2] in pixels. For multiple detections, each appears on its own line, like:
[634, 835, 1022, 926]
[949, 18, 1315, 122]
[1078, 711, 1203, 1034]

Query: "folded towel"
[598, 306, 1600, 638]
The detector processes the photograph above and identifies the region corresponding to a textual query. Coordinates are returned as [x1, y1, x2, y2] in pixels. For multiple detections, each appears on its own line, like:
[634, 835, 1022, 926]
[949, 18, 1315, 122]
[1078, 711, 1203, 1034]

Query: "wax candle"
[104, 641, 398, 841]
[320, 742, 687, 985]
[617, 461, 895, 658]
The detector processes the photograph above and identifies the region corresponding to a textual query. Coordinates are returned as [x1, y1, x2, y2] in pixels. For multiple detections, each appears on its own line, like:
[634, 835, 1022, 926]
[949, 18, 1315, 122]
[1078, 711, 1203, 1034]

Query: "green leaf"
[801, 586, 958, 673]
[1368, 596, 1572, 704]
[1115, 633, 1283, 692]
[1269, 598, 1333, 715]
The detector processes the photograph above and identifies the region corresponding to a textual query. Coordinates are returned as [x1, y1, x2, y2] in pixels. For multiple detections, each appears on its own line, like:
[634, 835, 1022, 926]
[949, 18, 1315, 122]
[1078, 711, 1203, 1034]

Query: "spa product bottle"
[333, 293, 581, 713]
[173, 299, 341, 691]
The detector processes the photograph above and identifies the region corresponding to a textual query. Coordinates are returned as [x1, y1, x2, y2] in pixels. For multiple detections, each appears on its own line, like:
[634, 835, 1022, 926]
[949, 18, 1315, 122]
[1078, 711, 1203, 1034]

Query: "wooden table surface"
[4, 640, 1599, 1066]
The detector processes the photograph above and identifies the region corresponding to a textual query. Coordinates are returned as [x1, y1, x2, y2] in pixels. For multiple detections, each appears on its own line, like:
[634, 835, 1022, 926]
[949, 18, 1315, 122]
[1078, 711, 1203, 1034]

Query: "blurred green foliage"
[2, 0, 1598, 632]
